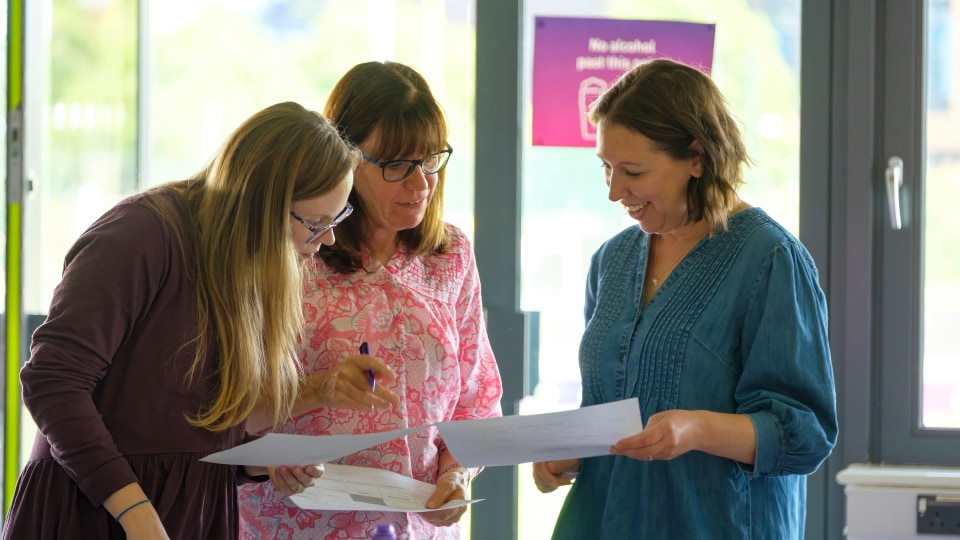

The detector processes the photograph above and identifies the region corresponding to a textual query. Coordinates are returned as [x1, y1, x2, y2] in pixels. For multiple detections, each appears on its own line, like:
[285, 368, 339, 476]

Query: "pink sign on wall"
[532, 17, 716, 147]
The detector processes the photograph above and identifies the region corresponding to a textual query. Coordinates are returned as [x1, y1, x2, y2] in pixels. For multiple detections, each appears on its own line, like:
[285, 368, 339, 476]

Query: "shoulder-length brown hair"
[147, 101, 357, 431]
[320, 61, 450, 273]
[590, 59, 751, 231]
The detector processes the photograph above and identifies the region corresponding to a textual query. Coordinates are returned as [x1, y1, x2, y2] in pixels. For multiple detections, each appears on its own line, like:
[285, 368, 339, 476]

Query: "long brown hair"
[320, 61, 450, 273]
[148, 101, 357, 431]
[590, 59, 751, 231]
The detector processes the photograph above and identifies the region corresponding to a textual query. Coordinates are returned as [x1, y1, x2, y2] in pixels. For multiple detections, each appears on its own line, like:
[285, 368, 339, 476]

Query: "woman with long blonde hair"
[3, 101, 391, 540]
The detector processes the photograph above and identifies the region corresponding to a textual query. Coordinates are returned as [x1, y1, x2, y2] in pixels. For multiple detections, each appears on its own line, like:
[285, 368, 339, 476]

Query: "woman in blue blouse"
[532, 59, 838, 539]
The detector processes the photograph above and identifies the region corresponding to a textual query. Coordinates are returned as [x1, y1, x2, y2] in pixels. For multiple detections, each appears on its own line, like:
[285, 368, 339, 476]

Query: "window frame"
[816, 1, 960, 539]
[876, 0, 960, 463]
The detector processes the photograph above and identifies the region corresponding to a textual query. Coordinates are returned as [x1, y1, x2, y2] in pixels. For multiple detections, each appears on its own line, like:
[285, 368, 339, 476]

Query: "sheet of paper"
[289, 463, 481, 512]
[201, 399, 642, 469]
[200, 428, 422, 467]
[436, 397, 644, 468]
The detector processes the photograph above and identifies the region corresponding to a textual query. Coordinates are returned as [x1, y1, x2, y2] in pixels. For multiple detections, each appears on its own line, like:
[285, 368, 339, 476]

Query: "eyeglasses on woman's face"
[360, 145, 453, 182]
[290, 202, 353, 244]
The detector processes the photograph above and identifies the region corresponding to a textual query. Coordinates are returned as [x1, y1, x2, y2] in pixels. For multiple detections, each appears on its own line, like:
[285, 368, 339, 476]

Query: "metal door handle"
[885, 156, 904, 230]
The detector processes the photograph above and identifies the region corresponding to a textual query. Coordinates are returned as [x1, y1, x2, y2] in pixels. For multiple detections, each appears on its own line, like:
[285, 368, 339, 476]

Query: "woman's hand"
[422, 466, 471, 527]
[302, 354, 400, 411]
[245, 354, 401, 434]
[610, 410, 702, 462]
[609, 410, 756, 464]
[532, 459, 580, 493]
[266, 464, 324, 497]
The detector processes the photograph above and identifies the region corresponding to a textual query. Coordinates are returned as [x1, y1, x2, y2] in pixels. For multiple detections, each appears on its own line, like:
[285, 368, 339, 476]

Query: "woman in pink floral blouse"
[238, 61, 504, 540]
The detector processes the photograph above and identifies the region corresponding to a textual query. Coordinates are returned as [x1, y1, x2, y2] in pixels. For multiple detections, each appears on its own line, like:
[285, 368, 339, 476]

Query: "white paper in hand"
[290, 463, 481, 512]
[200, 428, 422, 467]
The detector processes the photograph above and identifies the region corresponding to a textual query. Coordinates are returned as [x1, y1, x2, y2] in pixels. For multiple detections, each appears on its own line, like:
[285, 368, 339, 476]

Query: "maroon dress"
[3, 190, 258, 539]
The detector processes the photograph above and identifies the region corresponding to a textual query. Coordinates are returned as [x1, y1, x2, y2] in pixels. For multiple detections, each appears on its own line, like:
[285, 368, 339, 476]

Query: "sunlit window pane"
[146, 0, 476, 237]
[921, 0, 960, 429]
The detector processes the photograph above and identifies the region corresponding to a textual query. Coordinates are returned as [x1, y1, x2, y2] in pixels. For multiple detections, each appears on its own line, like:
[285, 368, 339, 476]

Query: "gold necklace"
[648, 232, 704, 288]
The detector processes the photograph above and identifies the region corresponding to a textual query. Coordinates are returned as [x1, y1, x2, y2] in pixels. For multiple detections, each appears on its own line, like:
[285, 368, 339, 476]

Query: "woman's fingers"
[347, 354, 397, 384]
[532, 462, 558, 493]
[421, 505, 467, 527]
[299, 464, 324, 484]
[304, 357, 399, 410]
[332, 371, 398, 410]
[533, 460, 579, 493]
[423, 483, 468, 526]
[340, 355, 401, 406]
[270, 465, 323, 497]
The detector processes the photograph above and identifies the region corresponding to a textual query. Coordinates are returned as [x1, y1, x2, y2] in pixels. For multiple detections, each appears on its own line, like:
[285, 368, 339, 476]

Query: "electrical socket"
[917, 494, 960, 535]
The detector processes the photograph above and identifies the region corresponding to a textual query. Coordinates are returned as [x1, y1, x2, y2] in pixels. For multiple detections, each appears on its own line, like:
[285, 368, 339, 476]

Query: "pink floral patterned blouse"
[238, 225, 503, 540]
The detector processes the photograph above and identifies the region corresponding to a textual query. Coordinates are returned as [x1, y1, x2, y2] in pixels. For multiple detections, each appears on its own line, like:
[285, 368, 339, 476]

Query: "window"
[920, 0, 960, 430]
[145, 0, 476, 235]
[10, 0, 479, 529]
[19, 0, 139, 479]
[877, 0, 960, 462]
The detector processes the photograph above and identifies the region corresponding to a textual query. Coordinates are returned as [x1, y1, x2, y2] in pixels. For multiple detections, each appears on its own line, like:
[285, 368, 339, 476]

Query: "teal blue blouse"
[552, 208, 838, 540]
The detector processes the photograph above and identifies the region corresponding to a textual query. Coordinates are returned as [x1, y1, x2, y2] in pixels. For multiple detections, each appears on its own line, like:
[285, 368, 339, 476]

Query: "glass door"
[16, 0, 140, 503]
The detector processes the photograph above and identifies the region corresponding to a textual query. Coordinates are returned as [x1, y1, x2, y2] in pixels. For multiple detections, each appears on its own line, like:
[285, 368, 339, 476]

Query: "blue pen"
[359, 342, 375, 392]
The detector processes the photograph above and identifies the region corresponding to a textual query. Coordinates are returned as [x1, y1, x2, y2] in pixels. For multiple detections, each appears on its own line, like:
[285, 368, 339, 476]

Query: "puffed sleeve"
[449, 228, 503, 421]
[737, 241, 838, 477]
[20, 199, 171, 506]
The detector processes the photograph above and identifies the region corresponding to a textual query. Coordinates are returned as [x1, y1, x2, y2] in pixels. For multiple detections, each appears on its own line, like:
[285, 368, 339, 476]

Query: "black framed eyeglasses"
[290, 202, 353, 244]
[360, 145, 453, 182]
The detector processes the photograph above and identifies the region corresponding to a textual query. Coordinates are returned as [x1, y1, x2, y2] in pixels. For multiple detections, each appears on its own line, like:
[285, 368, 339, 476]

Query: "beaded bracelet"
[115, 498, 152, 523]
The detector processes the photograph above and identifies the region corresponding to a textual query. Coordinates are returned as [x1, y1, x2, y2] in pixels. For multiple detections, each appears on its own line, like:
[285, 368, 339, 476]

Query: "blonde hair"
[590, 59, 751, 231]
[320, 61, 450, 273]
[148, 101, 357, 431]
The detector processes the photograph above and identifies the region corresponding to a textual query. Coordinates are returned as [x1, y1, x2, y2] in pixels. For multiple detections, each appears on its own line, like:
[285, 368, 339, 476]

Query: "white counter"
[836, 463, 960, 539]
